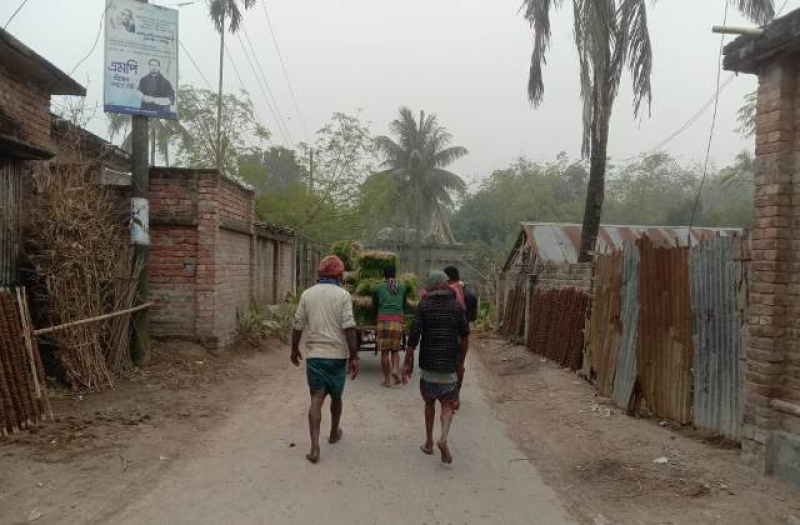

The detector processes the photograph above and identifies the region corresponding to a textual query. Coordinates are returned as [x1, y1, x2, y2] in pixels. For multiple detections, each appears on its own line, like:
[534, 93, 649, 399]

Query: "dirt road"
[102, 350, 574, 525]
[5, 335, 800, 524]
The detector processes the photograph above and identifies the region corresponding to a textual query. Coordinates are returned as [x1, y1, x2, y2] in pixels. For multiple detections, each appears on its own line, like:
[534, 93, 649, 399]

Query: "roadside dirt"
[474, 332, 800, 525]
[0, 338, 278, 525]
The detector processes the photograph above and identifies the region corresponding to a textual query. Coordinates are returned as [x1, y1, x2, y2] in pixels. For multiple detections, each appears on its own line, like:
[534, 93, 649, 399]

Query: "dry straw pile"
[24, 126, 140, 389]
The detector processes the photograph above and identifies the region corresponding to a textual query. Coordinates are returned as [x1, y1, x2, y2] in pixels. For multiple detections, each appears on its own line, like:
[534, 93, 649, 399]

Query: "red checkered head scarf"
[318, 255, 345, 279]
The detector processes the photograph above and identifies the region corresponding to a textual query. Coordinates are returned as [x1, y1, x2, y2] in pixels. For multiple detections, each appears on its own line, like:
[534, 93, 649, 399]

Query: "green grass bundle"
[352, 295, 375, 326]
[357, 250, 398, 280]
[355, 278, 380, 297]
[331, 240, 360, 271]
[398, 272, 419, 300]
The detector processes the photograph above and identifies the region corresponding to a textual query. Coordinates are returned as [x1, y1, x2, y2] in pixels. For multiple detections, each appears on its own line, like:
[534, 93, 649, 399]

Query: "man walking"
[292, 255, 359, 464]
[443, 266, 474, 410]
[372, 265, 409, 387]
[403, 271, 469, 464]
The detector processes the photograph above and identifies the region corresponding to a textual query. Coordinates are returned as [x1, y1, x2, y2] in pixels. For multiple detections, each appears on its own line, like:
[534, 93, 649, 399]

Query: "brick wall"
[0, 62, 51, 153]
[219, 178, 254, 224]
[148, 168, 298, 350]
[150, 225, 198, 338]
[253, 237, 275, 304]
[736, 58, 798, 473]
[217, 228, 252, 347]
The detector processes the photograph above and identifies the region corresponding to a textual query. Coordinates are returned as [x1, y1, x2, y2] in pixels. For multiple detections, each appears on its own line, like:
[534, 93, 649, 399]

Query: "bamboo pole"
[16, 289, 41, 399]
[34, 302, 154, 337]
[19, 288, 52, 419]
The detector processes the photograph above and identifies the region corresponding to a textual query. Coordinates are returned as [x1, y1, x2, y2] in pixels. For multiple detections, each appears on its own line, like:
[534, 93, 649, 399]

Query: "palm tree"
[375, 107, 468, 273]
[209, 0, 256, 169]
[107, 113, 190, 167]
[522, 0, 775, 262]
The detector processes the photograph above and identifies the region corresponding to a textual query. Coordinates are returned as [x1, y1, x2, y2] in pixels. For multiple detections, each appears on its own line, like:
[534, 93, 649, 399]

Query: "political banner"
[104, 0, 179, 119]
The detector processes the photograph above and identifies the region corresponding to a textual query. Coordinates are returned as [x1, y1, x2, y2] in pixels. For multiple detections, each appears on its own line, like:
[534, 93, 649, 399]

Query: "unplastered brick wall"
[734, 59, 797, 471]
[217, 228, 252, 347]
[219, 178, 254, 224]
[535, 262, 592, 292]
[148, 167, 297, 350]
[0, 63, 51, 152]
[254, 236, 276, 304]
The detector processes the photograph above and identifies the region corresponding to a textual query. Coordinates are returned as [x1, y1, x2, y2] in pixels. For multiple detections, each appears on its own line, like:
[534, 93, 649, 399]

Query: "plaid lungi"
[377, 319, 404, 352]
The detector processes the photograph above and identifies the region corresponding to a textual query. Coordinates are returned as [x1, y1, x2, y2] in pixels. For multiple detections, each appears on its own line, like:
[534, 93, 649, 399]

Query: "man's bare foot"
[329, 427, 343, 444]
[437, 441, 453, 464]
[420, 442, 434, 455]
[306, 449, 320, 464]
[392, 374, 402, 385]
[381, 379, 392, 388]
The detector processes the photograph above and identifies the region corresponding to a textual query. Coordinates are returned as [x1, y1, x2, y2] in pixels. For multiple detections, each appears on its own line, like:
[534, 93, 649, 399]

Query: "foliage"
[209, 0, 256, 33]
[453, 151, 755, 276]
[736, 90, 757, 138]
[107, 113, 190, 167]
[239, 146, 306, 193]
[375, 107, 468, 272]
[520, 0, 774, 261]
[176, 86, 269, 175]
[256, 112, 379, 246]
[300, 111, 376, 205]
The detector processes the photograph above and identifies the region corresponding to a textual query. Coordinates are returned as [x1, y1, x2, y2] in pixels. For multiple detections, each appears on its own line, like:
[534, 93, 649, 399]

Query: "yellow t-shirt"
[293, 283, 356, 359]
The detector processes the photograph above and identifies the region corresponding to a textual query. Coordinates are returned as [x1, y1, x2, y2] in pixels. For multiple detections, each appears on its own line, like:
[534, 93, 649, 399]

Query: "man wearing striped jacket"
[402, 270, 469, 464]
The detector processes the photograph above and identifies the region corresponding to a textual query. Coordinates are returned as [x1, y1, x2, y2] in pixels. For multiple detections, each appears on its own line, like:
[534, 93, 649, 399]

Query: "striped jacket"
[408, 290, 469, 373]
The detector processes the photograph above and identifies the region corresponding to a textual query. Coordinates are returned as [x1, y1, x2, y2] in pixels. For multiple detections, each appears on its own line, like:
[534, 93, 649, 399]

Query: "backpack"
[463, 284, 479, 323]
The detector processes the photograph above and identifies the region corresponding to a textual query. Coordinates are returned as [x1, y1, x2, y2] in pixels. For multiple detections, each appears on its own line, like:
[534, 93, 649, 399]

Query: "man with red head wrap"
[291, 255, 359, 463]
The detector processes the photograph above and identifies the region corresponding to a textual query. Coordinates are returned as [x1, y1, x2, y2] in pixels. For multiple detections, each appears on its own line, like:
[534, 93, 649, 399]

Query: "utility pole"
[131, 0, 151, 366]
[308, 147, 314, 193]
[216, 10, 225, 170]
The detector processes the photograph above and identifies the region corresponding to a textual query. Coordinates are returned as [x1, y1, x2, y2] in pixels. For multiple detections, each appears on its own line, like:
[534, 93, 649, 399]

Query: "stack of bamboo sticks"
[0, 287, 52, 437]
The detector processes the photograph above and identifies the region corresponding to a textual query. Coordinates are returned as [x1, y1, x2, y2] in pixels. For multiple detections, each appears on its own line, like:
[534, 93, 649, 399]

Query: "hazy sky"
[4, 0, 794, 186]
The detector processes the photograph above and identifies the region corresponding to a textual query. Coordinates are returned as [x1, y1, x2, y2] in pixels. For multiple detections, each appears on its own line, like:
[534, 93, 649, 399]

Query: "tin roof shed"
[503, 222, 741, 271]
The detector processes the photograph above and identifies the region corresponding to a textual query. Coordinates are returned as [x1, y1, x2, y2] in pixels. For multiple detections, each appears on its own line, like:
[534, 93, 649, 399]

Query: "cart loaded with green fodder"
[332, 242, 418, 353]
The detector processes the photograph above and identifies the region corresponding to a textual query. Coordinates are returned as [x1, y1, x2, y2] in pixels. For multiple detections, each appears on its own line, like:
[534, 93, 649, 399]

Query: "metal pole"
[711, 25, 764, 36]
[308, 147, 314, 193]
[130, 0, 151, 366]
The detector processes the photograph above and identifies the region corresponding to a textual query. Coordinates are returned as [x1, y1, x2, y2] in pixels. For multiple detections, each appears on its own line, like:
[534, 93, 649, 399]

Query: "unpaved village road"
[106, 351, 575, 525]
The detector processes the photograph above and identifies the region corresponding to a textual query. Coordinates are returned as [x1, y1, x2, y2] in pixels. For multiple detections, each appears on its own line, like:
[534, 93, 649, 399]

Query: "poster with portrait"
[104, 0, 179, 119]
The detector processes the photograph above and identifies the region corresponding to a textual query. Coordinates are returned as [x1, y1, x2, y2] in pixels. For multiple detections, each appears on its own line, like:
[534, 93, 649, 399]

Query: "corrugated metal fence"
[0, 161, 21, 287]
[585, 252, 622, 396]
[690, 236, 745, 439]
[586, 234, 745, 439]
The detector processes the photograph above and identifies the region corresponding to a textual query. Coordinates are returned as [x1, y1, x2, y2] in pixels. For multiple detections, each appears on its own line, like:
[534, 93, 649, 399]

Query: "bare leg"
[380, 351, 391, 387]
[329, 397, 343, 444]
[453, 368, 464, 411]
[307, 391, 325, 463]
[392, 352, 402, 384]
[437, 403, 454, 464]
[421, 400, 435, 455]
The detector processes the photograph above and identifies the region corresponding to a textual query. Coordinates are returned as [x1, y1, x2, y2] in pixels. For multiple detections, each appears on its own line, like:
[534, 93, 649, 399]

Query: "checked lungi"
[377, 319, 404, 352]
